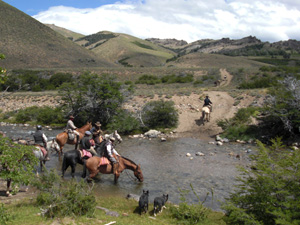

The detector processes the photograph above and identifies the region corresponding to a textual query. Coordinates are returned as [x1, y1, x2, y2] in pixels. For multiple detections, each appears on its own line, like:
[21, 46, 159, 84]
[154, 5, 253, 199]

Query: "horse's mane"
[121, 156, 137, 166]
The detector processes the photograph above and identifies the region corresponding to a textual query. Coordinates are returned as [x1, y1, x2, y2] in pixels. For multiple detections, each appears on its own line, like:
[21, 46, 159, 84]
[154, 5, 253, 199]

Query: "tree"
[59, 72, 124, 126]
[0, 136, 39, 193]
[222, 138, 300, 225]
[262, 76, 300, 138]
[141, 100, 178, 129]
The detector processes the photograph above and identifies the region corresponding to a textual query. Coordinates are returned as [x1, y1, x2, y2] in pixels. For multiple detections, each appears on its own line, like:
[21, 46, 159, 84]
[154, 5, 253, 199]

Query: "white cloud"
[33, 0, 300, 43]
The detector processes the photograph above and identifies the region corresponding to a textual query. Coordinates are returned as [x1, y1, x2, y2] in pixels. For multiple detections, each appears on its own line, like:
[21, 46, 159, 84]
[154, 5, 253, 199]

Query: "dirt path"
[219, 68, 233, 87]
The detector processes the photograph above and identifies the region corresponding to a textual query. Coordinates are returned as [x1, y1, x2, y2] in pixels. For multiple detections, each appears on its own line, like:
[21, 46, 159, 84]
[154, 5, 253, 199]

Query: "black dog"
[153, 194, 168, 216]
[138, 190, 149, 215]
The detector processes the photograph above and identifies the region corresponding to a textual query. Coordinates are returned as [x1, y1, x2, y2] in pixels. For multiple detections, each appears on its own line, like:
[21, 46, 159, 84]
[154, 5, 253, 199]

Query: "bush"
[170, 184, 210, 224]
[106, 109, 141, 134]
[0, 203, 11, 225]
[135, 74, 161, 85]
[141, 100, 178, 129]
[15, 106, 65, 125]
[222, 138, 300, 225]
[217, 107, 260, 141]
[33, 169, 96, 218]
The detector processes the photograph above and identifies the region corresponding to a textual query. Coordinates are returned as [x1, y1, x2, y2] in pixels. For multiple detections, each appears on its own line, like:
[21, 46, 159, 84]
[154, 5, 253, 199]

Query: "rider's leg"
[109, 156, 118, 174]
[43, 143, 50, 160]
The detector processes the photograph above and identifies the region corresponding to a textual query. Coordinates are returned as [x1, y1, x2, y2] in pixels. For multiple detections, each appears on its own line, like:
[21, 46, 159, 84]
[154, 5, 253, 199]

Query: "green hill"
[74, 31, 176, 67]
[45, 24, 85, 41]
[0, 1, 115, 70]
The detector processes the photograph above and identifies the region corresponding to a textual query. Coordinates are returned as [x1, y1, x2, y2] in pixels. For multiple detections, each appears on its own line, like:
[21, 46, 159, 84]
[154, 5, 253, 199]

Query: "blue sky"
[3, 0, 300, 43]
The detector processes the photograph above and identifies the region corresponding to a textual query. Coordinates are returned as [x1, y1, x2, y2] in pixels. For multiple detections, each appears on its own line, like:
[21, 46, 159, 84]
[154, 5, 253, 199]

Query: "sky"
[3, 0, 300, 43]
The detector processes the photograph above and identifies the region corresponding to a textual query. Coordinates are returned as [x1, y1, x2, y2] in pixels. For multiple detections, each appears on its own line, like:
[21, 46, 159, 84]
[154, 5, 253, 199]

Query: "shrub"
[106, 109, 141, 134]
[15, 106, 65, 125]
[217, 107, 260, 141]
[0, 203, 11, 225]
[222, 138, 300, 225]
[135, 74, 161, 85]
[170, 184, 211, 224]
[141, 100, 178, 129]
[33, 169, 96, 218]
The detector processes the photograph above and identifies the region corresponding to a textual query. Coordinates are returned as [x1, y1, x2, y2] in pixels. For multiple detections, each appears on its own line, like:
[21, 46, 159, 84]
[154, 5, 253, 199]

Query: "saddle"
[35, 145, 47, 157]
[98, 157, 110, 167]
[65, 129, 75, 141]
[81, 149, 92, 158]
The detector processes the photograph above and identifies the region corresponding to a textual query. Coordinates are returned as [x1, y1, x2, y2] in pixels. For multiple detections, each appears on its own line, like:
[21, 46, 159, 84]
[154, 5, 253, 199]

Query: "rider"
[79, 131, 97, 158]
[66, 115, 80, 150]
[90, 121, 103, 136]
[203, 95, 213, 112]
[105, 136, 121, 174]
[33, 125, 50, 161]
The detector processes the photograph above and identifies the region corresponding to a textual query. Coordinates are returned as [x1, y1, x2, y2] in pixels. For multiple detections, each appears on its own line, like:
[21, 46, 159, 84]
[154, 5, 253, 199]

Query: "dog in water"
[138, 190, 149, 215]
[153, 194, 168, 216]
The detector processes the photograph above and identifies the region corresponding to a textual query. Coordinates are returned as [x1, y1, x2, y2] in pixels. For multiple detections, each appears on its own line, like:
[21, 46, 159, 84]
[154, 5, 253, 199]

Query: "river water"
[1, 124, 255, 211]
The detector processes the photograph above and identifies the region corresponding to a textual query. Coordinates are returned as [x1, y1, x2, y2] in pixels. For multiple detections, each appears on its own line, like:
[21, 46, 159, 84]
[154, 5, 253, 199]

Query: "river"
[1, 124, 255, 211]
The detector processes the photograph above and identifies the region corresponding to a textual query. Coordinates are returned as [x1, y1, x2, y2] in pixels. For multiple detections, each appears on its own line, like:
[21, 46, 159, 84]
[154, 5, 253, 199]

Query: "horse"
[201, 106, 211, 123]
[83, 155, 144, 183]
[61, 131, 123, 178]
[55, 122, 92, 156]
[104, 130, 123, 143]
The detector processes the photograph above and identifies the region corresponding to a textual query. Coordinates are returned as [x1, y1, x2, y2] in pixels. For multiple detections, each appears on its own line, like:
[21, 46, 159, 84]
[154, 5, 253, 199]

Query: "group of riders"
[33, 115, 120, 173]
[33, 96, 212, 172]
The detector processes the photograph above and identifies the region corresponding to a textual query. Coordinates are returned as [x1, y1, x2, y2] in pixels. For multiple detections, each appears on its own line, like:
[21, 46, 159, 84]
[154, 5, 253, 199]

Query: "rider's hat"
[110, 137, 115, 142]
[95, 121, 101, 126]
[69, 115, 74, 119]
[85, 131, 92, 136]
[36, 125, 42, 130]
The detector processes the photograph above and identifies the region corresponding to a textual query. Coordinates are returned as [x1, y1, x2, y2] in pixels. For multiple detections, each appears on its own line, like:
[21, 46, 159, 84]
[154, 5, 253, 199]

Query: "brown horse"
[55, 122, 92, 155]
[83, 155, 143, 183]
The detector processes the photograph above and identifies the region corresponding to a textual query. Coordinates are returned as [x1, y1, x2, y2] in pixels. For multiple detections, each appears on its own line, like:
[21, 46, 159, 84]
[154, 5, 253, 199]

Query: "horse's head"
[134, 164, 144, 182]
[49, 139, 60, 153]
[113, 130, 123, 144]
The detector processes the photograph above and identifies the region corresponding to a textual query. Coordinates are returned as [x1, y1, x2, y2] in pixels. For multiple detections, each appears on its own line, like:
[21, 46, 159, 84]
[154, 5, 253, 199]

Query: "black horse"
[61, 140, 107, 178]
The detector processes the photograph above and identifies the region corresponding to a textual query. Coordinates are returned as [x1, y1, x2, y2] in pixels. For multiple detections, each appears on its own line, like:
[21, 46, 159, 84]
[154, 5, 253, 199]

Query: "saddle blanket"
[98, 157, 110, 167]
[36, 146, 47, 157]
[82, 150, 92, 158]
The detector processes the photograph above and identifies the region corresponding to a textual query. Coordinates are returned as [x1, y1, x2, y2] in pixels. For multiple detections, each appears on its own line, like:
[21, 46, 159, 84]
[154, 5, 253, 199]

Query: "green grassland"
[4, 195, 225, 225]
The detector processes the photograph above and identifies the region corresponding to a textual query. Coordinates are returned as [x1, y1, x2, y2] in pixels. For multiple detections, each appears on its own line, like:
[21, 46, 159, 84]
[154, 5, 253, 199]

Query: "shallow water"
[0, 124, 255, 211]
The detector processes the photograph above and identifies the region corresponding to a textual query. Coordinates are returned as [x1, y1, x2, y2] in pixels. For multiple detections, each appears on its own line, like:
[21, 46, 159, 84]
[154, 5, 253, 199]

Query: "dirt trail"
[170, 91, 236, 140]
[219, 68, 233, 87]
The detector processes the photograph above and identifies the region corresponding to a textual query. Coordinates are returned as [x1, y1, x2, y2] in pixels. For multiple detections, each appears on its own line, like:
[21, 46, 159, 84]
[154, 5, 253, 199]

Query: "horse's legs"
[71, 164, 76, 178]
[81, 159, 87, 178]
[6, 179, 12, 196]
[114, 174, 120, 184]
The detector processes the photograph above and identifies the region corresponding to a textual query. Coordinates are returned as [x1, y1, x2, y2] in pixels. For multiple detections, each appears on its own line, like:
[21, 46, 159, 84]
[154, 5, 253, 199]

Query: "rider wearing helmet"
[79, 131, 97, 158]
[66, 115, 80, 150]
[33, 125, 50, 161]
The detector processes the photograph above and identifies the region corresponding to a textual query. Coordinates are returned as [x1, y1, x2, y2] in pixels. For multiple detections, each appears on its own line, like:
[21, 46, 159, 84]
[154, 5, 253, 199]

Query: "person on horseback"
[105, 136, 121, 174]
[79, 131, 97, 158]
[33, 125, 50, 161]
[90, 121, 103, 136]
[203, 95, 213, 112]
[66, 115, 80, 150]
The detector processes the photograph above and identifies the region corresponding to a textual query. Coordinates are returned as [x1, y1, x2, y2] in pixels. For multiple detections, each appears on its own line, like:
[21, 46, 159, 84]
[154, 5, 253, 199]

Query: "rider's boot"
[45, 151, 50, 161]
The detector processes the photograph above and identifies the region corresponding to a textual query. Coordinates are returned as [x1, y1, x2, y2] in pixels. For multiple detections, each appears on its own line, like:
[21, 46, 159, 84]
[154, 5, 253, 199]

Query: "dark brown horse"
[83, 155, 143, 183]
[55, 122, 92, 155]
